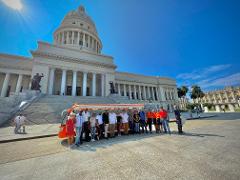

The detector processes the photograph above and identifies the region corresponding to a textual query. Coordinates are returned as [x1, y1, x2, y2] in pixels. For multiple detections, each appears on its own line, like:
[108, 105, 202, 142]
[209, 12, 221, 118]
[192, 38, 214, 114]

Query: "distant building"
[178, 97, 189, 110]
[199, 86, 240, 112]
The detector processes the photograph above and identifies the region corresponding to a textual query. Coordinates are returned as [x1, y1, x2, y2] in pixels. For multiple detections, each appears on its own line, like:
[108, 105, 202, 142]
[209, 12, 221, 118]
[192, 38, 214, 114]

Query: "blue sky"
[0, 0, 239, 92]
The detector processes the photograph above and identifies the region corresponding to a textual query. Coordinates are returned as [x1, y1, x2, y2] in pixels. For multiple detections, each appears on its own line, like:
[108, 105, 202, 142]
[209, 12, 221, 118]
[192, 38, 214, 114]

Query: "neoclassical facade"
[199, 86, 240, 112]
[0, 6, 178, 108]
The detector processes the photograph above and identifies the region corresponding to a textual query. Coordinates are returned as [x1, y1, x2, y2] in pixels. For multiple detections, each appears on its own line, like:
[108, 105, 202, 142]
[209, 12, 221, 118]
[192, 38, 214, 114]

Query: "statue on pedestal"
[109, 81, 117, 94]
[31, 73, 44, 92]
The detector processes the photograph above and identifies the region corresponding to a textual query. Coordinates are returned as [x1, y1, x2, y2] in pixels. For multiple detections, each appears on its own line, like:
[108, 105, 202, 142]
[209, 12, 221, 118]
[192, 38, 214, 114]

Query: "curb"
[186, 115, 217, 120]
[0, 133, 58, 144]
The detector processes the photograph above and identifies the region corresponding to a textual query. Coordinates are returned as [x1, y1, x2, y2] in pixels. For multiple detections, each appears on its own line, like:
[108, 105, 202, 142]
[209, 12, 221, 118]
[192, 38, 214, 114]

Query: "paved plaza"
[0, 113, 240, 180]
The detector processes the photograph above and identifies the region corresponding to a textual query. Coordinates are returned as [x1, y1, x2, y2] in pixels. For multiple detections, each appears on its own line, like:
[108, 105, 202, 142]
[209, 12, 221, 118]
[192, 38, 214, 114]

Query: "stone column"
[123, 84, 126, 96]
[92, 73, 96, 96]
[228, 104, 235, 112]
[118, 83, 121, 95]
[133, 85, 136, 99]
[71, 31, 74, 44]
[128, 85, 132, 99]
[160, 87, 166, 101]
[215, 105, 221, 112]
[72, 71, 77, 96]
[82, 72, 87, 96]
[83, 33, 86, 47]
[61, 32, 64, 44]
[88, 34, 90, 48]
[156, 87, 160, 101]
[48, 68, 55, 95]
[15, 74, 23, 94]
[147, 86, 150, 99]
[60, 70, 67, 96]
[138, 85, 142, 100]
[77, 32, 80, 45]
[143, 86, 147, 100]
[1, 73, 10, 97]
[66, 31, 69, 44]
[101, 74, 105, 96]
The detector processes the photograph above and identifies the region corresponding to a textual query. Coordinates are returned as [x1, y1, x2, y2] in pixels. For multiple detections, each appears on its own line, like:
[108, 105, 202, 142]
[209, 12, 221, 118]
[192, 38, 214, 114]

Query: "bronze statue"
[31, 73, 44, 91]
[109, 81, 116, 94]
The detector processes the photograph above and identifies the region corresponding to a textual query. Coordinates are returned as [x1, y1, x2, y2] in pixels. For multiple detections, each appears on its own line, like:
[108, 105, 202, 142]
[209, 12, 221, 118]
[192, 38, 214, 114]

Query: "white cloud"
[177, 64, 232, 80]
[205, 73, 240, 87]
[1, 0, 22, 10]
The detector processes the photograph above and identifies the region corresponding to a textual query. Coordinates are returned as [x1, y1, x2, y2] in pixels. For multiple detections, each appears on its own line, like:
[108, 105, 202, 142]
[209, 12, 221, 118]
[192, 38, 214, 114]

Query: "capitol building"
[0, 6, 178, 111]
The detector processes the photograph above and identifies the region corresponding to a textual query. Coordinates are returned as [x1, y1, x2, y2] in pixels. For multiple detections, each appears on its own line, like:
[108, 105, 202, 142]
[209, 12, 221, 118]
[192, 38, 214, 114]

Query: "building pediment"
[31, 41, 116, 69]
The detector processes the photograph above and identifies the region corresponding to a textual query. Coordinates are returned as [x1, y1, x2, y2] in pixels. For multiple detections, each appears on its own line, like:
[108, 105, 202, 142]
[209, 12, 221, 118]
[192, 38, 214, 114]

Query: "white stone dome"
[53, 5, 102, 54]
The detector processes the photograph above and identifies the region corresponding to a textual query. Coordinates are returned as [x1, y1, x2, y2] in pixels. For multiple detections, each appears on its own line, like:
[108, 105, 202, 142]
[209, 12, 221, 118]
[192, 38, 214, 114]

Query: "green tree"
[177, 86, 189, 98]
[181, 86, 188, 96]
[190, 85, 204, 99]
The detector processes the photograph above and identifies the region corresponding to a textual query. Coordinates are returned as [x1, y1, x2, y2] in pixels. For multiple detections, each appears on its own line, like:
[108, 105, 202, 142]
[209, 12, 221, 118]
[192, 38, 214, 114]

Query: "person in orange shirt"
[146, 109, 154, 133]
[154, 110, 160, 133]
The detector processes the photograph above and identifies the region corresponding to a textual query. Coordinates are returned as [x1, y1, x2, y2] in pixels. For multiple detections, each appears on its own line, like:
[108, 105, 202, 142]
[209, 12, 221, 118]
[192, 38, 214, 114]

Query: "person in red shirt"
[66, 113, 76, 146]
[159, 106, 171, 134]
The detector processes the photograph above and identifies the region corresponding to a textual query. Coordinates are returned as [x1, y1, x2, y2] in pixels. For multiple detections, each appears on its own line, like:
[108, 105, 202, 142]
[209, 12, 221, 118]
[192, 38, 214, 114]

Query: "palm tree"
[190, 85, 204, 103]
[177, 86, 189, 98]
[181, 86, 188, 97]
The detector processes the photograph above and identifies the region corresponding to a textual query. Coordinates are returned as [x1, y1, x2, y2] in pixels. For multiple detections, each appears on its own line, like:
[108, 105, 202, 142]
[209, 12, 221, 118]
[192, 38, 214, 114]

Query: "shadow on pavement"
[171, 131, 225, 138]
[60, 130, 225, 152]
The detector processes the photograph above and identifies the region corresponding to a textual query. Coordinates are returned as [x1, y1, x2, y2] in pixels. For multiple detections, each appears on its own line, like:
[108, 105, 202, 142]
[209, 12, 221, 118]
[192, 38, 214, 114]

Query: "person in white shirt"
[14, 114, 26, 134]
[82, 109, 91, 141]
[108, 111, 117, 137]
[121, 110, 129, 135]
[89, 113, 97, 142]
[75, 111, 84, 146]
[96, 112, 103, 140]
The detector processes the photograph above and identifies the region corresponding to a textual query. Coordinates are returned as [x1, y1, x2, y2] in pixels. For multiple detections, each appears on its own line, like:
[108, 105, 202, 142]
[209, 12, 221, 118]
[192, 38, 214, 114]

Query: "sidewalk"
[0, 124, 58, 143]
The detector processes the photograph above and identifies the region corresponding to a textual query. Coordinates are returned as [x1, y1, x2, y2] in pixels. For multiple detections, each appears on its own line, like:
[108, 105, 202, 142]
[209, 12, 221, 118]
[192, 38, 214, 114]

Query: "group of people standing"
[65, 106, 184, 147]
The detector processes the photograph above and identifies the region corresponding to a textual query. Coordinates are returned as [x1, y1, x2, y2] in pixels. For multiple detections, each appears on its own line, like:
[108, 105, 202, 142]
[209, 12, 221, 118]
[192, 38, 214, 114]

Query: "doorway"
[66, 86, 72, 96]
[76, 87, 81, 96]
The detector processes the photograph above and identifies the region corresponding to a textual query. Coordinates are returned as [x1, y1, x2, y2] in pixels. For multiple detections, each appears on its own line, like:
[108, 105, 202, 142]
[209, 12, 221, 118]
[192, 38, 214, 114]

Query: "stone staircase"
[21, 95, 146, 125]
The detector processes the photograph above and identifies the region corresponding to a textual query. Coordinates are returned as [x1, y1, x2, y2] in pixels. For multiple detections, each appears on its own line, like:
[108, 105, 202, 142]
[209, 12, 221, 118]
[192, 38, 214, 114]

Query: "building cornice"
[31, 51, 117, 69]
[37, 41, 111, 59]
[116, 71, 176, 82]
[0, 53, 32, 61]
